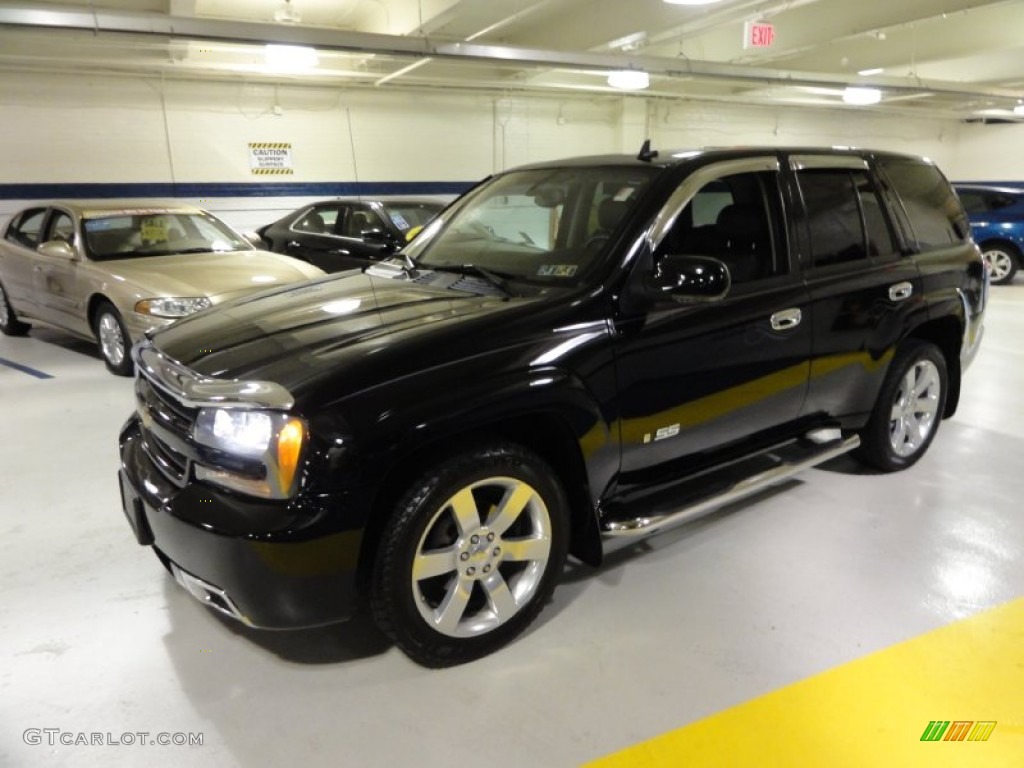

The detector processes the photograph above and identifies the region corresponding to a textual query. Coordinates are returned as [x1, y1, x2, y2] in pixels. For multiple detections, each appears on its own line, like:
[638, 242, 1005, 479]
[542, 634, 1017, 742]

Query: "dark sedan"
[955, 184, 1024, 285]
[256, 198, 444, 273]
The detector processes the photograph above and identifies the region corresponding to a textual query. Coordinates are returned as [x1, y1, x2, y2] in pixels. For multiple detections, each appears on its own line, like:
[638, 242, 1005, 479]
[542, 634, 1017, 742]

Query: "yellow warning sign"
[249, 142, 294, 174]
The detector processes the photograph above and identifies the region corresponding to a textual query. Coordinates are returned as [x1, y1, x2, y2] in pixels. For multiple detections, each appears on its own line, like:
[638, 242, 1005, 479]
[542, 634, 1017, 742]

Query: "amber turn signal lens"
[276, 418, 305, 494]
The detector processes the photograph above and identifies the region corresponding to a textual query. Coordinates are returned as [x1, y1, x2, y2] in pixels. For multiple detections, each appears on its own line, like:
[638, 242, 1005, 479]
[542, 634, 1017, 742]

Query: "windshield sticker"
[612, 187, 635, 202]
[538, 264, 578, 278]
[140, 218, 169, 243]
[389, 212, 410, 230]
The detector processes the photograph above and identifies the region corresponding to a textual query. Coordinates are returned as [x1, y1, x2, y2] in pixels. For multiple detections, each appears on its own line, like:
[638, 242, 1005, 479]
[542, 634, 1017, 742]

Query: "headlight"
[193, 408, 306, 498]
[135, 297, 212, 318]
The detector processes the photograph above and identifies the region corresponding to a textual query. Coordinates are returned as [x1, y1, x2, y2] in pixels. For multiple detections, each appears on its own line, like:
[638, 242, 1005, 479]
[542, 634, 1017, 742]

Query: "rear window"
[879, 159, 968, 250]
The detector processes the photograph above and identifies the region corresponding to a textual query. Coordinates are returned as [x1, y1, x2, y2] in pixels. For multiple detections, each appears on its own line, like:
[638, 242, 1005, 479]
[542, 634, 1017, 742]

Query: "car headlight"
[192, 408, 306, 499]
[135, 297, 212, 318]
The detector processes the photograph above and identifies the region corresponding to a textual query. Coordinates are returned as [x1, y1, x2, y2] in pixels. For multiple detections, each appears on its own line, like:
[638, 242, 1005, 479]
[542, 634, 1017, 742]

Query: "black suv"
[118, 146, 986, 667]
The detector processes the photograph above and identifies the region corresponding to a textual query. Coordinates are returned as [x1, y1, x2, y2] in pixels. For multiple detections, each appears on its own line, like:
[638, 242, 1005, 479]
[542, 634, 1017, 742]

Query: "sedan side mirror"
[649, 254, 730, 303]
[242, 231, 266, 248]
[37, 240, 78, 261]
[361, 227, 389, 244]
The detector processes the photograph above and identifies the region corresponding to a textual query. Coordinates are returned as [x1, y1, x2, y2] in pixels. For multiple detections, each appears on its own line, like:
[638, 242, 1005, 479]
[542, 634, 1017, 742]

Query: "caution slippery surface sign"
[249, 142, 294, 174]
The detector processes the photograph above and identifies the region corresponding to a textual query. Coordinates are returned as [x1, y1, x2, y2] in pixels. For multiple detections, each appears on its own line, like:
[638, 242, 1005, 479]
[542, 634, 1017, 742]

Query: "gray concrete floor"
[1, 287, 1022, 767]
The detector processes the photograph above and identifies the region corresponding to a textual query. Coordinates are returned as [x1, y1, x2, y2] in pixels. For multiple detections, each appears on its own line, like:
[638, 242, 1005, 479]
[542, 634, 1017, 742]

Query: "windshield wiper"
[429, 264, 513, 297]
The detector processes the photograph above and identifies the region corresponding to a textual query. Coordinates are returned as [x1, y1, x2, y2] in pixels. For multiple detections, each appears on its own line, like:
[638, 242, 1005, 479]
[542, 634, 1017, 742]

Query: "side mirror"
[649, 254, 730, 303]
[37, 240, 77, 261]
[242, 231, 266, 248]
[361, 227, 389, 244]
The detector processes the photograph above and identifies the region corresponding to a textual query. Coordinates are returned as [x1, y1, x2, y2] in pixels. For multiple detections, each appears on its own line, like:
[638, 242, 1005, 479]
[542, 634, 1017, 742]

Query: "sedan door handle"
[889, 281, 913, 302]
[328, 249, 351, 256]
[770, 308, 802, 331]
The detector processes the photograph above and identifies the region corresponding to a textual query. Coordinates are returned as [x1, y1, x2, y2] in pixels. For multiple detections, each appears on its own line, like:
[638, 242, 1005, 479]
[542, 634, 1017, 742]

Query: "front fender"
[319, 363, 619, 504]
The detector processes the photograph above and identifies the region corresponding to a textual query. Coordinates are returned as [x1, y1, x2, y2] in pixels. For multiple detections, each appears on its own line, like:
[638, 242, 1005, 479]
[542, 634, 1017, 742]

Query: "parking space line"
[586, 598, 1024, 767]
[0, 356, 55, 379]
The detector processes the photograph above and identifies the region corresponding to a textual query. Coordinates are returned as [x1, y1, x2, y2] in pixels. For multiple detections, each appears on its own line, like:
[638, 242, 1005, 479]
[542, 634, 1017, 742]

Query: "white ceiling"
[1, 0, 1022, 120]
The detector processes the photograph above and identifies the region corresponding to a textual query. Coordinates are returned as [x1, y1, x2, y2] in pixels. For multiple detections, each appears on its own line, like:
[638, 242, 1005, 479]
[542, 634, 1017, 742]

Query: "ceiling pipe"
[0, 2, 1019, 103]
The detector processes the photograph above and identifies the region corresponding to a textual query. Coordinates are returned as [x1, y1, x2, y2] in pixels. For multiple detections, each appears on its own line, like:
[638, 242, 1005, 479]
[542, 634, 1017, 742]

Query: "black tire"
[93, 301, 134, 376]
[981, 243, 1019, 285]
[855, 340, 948, 472]
[0, 281, 31, 336]
[370, 442, 569, 667]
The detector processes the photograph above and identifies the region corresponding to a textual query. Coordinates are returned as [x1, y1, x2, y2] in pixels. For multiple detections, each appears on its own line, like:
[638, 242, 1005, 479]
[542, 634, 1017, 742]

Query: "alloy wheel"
[983, 249, 1013, 283]
[888, 359, 941, 458]
[411, 476, 552, 639]
[98, 313, 126, 367]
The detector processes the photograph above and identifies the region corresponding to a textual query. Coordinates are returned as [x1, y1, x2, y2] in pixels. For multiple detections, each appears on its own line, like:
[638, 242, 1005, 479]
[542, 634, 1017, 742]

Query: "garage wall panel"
[0, 76, 172, 182]
[947, 123, 1024, 182]
[648, 101, 958, 170]
[1, 71, 994, 233]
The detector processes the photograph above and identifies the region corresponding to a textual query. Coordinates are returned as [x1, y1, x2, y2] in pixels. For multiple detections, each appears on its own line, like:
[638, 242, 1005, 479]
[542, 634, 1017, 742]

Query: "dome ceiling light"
[607, 70, 650, 90]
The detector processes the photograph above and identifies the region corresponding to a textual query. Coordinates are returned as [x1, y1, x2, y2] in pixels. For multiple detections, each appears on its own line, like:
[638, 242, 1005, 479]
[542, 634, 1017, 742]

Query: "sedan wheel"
[371, 443, 568, 667]
[982, 246, 1018, 285]
[0, 282, 31, 336]
[94, 303, 133, 376]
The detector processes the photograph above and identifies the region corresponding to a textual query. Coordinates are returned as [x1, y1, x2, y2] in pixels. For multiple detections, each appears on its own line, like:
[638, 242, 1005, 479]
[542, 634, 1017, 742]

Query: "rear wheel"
[0, 281, 31, 336]
[982, 244, 1019, 285]
[93, 302, 133, 376]
[856, 340, 947, 472]
[371, 442, 569, 667]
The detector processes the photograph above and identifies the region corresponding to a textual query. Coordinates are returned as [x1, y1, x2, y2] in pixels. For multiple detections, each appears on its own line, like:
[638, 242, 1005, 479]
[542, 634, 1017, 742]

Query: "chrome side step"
[602, 433, 860, 539]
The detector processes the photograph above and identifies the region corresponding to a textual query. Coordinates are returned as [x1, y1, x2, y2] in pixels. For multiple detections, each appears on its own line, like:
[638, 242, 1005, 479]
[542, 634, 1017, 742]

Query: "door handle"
[889, 281, 913, 301]
[328, 249, 351, 256]
[287, 241, 302, 250]
[770, 308, 802, 331]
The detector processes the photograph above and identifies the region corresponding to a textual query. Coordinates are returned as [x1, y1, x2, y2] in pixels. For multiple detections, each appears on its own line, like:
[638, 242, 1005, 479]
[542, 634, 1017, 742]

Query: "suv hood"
[150, 271, 531, 398]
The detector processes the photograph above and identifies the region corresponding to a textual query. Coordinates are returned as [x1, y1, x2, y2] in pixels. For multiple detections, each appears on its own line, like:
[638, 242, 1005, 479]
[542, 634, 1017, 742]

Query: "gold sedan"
[0, 201, 324, 374]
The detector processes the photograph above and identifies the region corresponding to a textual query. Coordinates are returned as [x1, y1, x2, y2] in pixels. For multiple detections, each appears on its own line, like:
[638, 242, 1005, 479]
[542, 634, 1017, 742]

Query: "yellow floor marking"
[586, 598, 1024, 767]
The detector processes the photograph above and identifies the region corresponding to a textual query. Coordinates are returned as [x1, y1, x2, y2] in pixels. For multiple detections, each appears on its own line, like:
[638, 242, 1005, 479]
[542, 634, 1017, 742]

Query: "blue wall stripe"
[0, 356, 54, 379]
[0, 181, 475, 200]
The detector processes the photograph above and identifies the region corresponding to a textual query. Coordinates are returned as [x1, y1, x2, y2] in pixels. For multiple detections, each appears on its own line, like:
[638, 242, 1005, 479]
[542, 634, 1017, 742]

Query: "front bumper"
[118, 416, 365, 629]
[124, 313, 173, 346]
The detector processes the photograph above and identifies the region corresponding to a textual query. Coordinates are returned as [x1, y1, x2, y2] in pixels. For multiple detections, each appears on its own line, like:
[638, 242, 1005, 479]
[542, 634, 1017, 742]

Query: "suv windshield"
[83, 211, 253, 261]
[405, 166, 659, 285]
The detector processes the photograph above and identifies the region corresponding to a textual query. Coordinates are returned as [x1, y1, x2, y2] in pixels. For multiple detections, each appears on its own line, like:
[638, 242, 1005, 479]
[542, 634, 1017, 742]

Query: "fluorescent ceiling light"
[857, 67, 884, 76]
[843, 87, 882, 105]
[608, 70, 650, 90]
[264, 44, 318, 72]
[1014, 104, 1024, 116]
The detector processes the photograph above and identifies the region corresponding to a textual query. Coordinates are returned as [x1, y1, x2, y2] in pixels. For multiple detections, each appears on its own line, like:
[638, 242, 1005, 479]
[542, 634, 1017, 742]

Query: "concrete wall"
[3, 70, 1017, 231]
[948, 122, 1024, 184]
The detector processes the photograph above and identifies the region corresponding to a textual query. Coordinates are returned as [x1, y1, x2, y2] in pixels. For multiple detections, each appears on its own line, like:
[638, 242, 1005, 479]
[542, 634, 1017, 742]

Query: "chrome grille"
[136, 372, 198, 486]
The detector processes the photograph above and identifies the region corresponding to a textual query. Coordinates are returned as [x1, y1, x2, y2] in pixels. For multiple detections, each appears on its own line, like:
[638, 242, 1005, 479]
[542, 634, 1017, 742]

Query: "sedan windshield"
[383, 202, 444, 236]
[83, 211, 253, 261]
[404, 166, 659, 285]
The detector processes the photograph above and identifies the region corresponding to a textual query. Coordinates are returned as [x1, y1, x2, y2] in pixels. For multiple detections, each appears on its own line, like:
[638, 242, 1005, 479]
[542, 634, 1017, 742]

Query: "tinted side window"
[5, 208, 47, 248]
[659, 171, 786, 284]
[855, 172, 898, 258]
[293, 206, 339, 234]
[879, 159, 967, 250]
[343, 206, 384, 238]
[797, 170, 865, 268]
